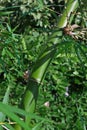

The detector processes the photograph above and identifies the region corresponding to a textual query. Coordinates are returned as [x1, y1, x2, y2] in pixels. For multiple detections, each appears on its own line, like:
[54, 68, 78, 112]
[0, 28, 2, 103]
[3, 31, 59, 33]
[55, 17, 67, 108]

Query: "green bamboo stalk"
[31, 0, 79, 82]
[58, 0, 79, 28]
[21, 0, 79, 127]
[23, 44, 59, 124]
[23, 0, 79, 125]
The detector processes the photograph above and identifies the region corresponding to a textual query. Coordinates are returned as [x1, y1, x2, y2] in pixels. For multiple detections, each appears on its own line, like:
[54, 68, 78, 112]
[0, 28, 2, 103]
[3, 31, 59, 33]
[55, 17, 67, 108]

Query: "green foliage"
[0, 102, 52, 129]
[0, 0, 87, 130]
[36, 38, 87, 129]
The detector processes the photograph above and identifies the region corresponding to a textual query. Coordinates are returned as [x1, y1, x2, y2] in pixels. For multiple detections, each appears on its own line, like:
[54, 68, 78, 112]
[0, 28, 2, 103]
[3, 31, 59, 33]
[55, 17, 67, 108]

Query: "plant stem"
[21, 0, 79, 127]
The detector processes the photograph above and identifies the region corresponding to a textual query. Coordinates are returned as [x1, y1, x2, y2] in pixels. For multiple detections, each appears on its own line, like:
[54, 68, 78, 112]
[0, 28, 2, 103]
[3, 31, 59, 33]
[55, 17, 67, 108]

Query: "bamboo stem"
[58, 0, 79, 28]
[21, 0, 79, 127]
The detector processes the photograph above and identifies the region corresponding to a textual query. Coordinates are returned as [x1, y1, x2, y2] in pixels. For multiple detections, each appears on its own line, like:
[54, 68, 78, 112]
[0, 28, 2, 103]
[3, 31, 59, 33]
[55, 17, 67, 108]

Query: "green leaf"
[0, 102, 31, 130]
[0, 85, 11, 122]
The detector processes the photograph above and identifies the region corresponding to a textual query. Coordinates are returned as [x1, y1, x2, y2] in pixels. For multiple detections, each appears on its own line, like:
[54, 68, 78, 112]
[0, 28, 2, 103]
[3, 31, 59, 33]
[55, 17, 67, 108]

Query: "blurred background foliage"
[0, 0, 87, 129]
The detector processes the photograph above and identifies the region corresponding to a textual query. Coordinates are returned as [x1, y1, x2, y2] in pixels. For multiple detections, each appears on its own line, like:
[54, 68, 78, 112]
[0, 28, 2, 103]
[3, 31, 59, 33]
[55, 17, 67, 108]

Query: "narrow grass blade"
[0, 102, 31, 130]
[0, 85, 11, 122]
